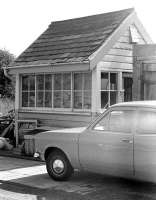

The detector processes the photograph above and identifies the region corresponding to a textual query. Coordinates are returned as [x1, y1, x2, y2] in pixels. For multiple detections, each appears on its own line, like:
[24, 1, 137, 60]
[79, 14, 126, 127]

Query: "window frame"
[73, 72, 92, 111]
[21, 74, 36, 108]
[101, 72, 118, 108]
[20, 71, 92, 112]
[53, 73, 72, 109]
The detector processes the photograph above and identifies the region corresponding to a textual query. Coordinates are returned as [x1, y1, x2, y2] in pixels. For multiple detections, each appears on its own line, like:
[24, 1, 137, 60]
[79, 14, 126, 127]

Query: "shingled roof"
[14, 8, 134, 66]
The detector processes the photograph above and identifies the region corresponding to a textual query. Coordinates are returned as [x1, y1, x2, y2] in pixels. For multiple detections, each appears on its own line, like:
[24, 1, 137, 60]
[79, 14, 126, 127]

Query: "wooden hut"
[8, 8, 152, 128]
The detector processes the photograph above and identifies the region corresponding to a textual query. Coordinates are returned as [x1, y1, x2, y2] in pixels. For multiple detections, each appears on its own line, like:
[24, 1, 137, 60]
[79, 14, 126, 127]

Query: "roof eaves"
[9, 59, 89, 69]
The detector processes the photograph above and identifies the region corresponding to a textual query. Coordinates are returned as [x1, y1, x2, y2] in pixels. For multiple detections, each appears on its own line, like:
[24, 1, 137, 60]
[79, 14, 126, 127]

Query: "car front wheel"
[46, 150, 73, 181]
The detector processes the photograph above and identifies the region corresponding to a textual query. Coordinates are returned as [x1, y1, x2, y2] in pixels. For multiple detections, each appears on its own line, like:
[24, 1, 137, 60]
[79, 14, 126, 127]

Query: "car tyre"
[46, 150, 73, 181]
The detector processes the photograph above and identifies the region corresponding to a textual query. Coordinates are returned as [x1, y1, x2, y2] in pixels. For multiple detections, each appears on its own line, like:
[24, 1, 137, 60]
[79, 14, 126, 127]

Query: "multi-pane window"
[54, 73, 71, 108]
[74, 72, 91, 109]
[36, 75, 44, 107]
[101, 72, 118, 108]
[36, 74, 52, 107]
[45, 74, 52, 107]
[21, 72, 91, 110]
[22, 75, 35, 107]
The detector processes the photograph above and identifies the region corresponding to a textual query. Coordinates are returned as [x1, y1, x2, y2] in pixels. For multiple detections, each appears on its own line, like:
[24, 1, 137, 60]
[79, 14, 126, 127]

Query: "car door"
[79, 107, 135, 177]
[134, 108, 156, 182]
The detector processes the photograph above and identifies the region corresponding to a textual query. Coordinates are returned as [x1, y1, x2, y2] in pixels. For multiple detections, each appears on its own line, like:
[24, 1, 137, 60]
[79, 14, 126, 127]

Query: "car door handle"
[121, 139, 133, 144]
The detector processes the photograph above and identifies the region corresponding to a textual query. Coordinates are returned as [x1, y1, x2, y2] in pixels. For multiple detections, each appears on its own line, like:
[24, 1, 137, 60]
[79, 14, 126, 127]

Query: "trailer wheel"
[46, 150, 73, 181]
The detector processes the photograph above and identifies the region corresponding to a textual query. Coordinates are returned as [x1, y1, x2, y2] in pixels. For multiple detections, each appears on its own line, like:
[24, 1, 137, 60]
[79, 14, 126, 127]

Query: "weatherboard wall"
[99, 24, 146, 72]
[18, 111, 93, 128]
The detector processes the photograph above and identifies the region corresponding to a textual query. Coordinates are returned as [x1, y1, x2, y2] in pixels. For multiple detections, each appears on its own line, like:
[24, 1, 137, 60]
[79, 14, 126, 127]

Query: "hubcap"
[53, 159, 64, 174]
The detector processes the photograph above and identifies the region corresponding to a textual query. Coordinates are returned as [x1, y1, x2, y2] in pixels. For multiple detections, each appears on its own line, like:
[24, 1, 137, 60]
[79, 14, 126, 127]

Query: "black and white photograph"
[1, 0, 156, 199]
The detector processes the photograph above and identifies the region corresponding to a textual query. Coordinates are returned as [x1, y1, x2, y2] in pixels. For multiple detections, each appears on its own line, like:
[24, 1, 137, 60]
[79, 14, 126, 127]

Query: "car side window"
[109, 110, 134, 133]
[94, 109, 134, 133]
[94, 113, 110, 131]
[137, 111, 156, 134]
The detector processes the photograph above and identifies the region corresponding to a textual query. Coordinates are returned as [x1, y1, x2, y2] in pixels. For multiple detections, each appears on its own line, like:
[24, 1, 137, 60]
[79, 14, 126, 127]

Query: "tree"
[0, 49, 15, 98]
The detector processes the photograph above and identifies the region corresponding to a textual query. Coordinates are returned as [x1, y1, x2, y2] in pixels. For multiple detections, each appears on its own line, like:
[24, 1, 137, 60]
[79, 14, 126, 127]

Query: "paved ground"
[1, 156, 156, 200]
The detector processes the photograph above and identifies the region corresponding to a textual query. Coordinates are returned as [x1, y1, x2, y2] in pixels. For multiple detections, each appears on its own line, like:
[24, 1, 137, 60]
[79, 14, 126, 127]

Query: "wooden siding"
[99, 24, 146, 71]
[18, 111, 94, 128]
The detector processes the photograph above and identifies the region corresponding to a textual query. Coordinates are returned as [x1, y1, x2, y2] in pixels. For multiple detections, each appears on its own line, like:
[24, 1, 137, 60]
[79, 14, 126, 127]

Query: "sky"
[0, 0, 156, 57]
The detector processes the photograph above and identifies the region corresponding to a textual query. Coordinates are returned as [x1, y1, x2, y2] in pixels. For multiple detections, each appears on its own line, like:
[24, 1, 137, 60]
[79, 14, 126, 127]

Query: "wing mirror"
[94, 125, 105, 131]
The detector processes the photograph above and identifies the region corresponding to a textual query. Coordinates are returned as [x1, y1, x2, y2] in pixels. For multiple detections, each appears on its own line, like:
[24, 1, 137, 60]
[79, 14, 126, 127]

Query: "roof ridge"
[49, 7, 134, 25]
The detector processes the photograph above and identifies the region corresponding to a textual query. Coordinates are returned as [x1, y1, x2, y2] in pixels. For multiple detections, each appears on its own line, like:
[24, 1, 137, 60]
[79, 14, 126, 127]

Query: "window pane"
[22, 76, 28, 90]
[84, 91, 91, 109]
[101, 91, 108, 108]
[54, 74, 61, 90]
[137, 111, 156, 134]
[74, 73, 82, 90]
[63, 91, 71, 108]
[29, 92, 35, 107]
[110, 91, 117, 105]
[74, 91, 82, 109]
[109, 110, 134, 133]
[63, 73, 71, 90]
[36, 75, 44, 90]
[101, 73, 109, 90]
[22, 92, 28, 107]
[45, 92, 52, 107]
[36, 91, 44, 107]
[54, 91, 61, 108]
[45, 74, 52, 90]
[110, 73, 117, 90]
[29, 75, 35, 91]
[84, 73, 91, 90]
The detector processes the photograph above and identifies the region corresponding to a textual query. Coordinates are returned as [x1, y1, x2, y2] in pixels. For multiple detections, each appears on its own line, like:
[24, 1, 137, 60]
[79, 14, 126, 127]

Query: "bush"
[0, 49, 15, 98]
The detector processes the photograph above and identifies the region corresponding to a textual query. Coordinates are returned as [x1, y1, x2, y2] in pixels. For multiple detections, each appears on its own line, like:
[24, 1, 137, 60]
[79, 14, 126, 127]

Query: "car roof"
[111, 101, 156, 109]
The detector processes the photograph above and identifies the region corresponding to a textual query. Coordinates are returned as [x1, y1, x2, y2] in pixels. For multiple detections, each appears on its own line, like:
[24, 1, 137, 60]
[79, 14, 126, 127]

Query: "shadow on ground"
[1, 172, 156, 200]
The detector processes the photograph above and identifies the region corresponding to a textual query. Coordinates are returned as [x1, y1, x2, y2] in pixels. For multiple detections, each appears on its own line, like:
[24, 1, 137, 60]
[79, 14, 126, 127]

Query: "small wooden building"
[8, 8, 152, 128]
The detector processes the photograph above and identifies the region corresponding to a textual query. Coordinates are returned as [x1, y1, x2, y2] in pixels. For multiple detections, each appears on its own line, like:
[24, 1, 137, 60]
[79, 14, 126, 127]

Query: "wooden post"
[14, 74, 20, 147]
[133, 57, 141, 101]
[91, 66, 101, 116]
[140, 62, 144, 100]
[118, 72, 123, 103]
[96, 65, 101, 113]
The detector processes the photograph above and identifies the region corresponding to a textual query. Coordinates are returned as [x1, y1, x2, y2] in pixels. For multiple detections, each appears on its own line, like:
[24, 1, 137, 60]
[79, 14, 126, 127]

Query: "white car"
[34, 101, 156, 182]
